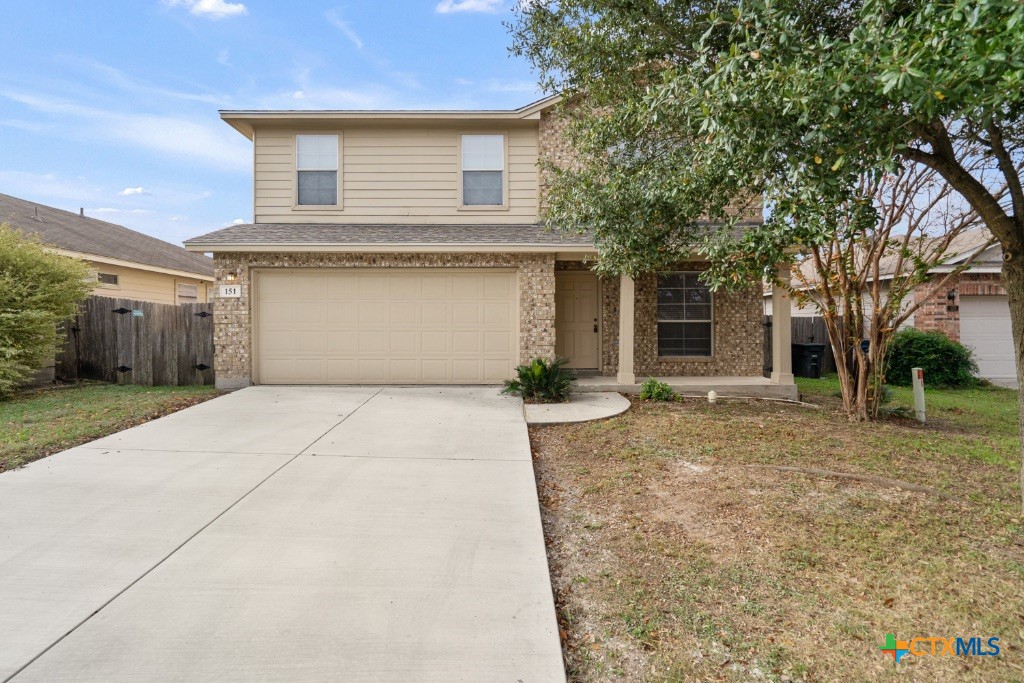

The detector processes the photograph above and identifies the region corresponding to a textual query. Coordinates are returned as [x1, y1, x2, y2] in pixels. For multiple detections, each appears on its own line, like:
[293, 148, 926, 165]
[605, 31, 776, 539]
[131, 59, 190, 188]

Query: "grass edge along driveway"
[1, 383, 219, 472]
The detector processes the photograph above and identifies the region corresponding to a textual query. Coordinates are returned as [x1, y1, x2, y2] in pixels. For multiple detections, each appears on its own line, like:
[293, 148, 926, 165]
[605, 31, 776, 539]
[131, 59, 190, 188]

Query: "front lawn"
[531, 376, 1023, 681]
[0, 383, 219, 472]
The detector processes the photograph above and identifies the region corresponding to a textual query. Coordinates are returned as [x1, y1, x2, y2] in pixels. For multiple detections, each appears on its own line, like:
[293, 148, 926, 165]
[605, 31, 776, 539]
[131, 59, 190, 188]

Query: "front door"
[555, 271, 600, 369]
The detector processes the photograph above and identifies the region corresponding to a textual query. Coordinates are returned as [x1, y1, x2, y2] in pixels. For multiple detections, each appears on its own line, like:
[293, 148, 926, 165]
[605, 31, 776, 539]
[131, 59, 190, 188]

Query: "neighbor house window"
[176, 283, 199, 304]
[296, 134, 338, 206]
[97, 272, 119, 286]
[461, 134, 504, 206]
[657, 273, 713, 356]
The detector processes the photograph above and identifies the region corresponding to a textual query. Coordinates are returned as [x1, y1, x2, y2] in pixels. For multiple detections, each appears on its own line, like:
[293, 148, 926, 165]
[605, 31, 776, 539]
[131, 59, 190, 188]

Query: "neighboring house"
[185, 96, 796, 397]
[0, 193, 214, 305]
[764, 229, 1013, 386]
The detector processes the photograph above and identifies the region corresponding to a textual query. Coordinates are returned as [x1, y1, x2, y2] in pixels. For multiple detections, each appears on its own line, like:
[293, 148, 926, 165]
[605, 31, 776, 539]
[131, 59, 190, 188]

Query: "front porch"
[553, 265, 797, 401]
[574, 374, 798, 400]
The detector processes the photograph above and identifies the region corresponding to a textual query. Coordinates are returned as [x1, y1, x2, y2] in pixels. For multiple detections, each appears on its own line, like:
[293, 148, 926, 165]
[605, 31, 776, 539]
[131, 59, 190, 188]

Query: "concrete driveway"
[0, 387, 564, 682]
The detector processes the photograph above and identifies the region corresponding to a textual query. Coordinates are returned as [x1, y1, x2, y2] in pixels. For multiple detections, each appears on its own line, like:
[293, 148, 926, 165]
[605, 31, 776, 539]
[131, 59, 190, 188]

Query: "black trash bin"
[792, 343, 826, 379]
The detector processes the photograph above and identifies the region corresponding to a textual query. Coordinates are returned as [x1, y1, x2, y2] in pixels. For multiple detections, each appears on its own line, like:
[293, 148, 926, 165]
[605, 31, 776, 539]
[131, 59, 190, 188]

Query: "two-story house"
[184, 96, 796, 397]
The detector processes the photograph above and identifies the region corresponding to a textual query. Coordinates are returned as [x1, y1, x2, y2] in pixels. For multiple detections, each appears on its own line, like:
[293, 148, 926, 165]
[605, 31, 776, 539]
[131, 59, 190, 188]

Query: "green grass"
[0, 383, 218, 471]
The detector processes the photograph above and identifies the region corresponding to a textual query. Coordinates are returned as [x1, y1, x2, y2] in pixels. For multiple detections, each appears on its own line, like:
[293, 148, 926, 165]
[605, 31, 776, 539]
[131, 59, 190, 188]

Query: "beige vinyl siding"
[253, 123, 539, 224]
[88, 262, 210, 305]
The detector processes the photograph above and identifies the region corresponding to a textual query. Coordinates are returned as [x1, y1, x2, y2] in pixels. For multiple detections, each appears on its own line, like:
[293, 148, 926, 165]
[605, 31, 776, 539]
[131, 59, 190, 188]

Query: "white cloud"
[481, 78, 541, 93]
[120, 186, 147, 196]
[56, 56, 228, 105]
[2, 91, 250, 172]
[455, 77, 474, 86]
[164, 0, 248, 20]
[435, 0, 503, 13]
[91, 207, 120, 214]
[324, 9, 364, 49]
[216, 49, 232, 66]
[230, 218, 246, 225]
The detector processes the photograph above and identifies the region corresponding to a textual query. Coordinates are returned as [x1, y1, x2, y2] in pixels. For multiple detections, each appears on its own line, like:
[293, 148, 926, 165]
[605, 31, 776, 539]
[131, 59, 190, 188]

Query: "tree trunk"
[1003, 255, 1024, 517]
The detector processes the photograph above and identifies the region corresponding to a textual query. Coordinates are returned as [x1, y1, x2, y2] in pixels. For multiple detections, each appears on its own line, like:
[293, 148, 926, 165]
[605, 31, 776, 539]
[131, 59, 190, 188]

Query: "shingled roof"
[184, 223, 596, 250]
[0, 193, 214, 277]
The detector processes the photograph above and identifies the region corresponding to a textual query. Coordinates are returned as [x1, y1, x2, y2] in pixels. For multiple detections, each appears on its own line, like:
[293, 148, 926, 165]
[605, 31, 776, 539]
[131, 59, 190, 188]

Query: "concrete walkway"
[0, 386, 564, 682]
[523, 392, 631, 425]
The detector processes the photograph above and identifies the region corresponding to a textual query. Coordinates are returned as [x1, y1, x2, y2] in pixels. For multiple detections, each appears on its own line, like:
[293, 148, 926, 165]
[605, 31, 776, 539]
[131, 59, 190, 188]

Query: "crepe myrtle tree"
[512, 0, 1024, 508]
[788, 159, 994, 421]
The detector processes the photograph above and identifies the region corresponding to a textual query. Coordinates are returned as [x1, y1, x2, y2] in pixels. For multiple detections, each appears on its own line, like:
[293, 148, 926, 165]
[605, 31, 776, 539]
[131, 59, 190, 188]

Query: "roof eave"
[184, 241, 595, 255]
[218, 95, 561, 137]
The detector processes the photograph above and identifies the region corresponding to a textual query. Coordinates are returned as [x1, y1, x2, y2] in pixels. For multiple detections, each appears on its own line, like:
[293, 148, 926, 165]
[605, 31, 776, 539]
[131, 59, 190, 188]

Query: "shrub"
[502, 357, 575, 402]
[639, 378, 675, 401]
[0, 224, 91, 397]
[885, 328, 978, 388]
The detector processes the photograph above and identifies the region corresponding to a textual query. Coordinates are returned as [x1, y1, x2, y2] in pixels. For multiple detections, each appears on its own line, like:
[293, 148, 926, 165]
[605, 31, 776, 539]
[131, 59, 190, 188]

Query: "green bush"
[502, 357, 575, 402]
[885, 328, 978, 388]
[639, 378, 675, 401]
[0, 224, 91, 397]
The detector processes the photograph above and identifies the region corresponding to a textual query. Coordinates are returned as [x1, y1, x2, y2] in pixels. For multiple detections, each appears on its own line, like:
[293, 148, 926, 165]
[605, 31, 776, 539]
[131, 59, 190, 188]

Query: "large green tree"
[512, 0, 1024, 506]
[0, 223, 91, 396]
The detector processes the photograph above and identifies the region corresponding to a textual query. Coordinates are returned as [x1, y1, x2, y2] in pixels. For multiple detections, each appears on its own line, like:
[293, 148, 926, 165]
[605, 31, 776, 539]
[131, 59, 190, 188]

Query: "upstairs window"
[461, 134, 504, 206]
[296, 134, 339, 206]
[97, 272, 119, 286]
[657, 273, 713, 357]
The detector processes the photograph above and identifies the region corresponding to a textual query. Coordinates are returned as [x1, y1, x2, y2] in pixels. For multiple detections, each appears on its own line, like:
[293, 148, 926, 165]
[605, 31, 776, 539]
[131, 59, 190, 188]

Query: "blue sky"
[0, 0, 541, 246]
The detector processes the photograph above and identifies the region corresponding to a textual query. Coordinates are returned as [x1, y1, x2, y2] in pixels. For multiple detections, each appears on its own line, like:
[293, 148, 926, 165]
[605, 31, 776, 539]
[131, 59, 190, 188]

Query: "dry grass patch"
[532, 381, 1023, 681]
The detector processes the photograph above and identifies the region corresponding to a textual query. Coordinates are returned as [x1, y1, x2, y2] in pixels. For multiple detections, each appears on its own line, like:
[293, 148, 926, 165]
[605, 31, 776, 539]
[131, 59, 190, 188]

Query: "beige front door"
[255, 269, 517, 384]
[555, 271, 600, 369]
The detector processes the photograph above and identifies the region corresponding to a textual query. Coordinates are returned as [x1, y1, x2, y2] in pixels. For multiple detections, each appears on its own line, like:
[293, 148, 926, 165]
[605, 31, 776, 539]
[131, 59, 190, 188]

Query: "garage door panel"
[484, 302, 513, 326]
[257, 270, 516, 385]
[452, 303, 481, 325]
[326, 359, 357, 382]
[389, 330, 419, 353]
[327, 302, 357, 325]
[326, 331, 358, 354]
[422, 302, 448, 325]
[358, 302, 387, 325]
[452, 332, 481, 353]
[358, 330, 388, 353]
[961, 295, 1015, 383]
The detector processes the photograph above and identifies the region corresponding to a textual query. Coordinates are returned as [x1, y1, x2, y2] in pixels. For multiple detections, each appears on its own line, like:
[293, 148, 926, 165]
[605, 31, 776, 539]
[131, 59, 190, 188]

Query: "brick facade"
[556, 261, 764, 377]
[213, 252, 555, 388]
[913, 273, 1005, 342]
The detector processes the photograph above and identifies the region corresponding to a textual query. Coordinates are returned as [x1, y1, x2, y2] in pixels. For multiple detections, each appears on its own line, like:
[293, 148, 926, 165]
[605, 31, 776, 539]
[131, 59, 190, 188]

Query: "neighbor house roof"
[0, 193, 214, 279]
[183, 222, 596, 253]
[764, 228, 1001, 295]
[220, 95, 562, 139]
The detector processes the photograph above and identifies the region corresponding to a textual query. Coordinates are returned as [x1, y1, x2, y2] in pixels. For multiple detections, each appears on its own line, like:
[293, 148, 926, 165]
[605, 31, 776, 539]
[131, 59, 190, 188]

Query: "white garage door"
[960, 295, 1015, 385]
[256, 269, 517, 384]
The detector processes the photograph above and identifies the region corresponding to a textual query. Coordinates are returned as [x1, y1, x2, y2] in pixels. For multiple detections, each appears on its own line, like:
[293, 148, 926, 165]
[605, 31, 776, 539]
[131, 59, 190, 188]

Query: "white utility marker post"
[911, 367, 926, 423]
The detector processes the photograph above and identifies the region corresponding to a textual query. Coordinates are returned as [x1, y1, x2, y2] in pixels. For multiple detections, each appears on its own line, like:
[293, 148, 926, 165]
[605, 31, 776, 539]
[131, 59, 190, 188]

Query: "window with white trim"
[657, 272, 713, 356]
[97, 272, 119, 286]
[461, 134, 504, 206]
[296, 134, 338, 206]
[176, 283, 199, 304]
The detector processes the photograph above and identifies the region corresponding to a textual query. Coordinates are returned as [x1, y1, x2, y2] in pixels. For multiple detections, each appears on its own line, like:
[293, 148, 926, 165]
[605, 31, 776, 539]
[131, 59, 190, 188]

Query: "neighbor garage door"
[255, 269, 517, 384]
[960, 295, 1015, 385]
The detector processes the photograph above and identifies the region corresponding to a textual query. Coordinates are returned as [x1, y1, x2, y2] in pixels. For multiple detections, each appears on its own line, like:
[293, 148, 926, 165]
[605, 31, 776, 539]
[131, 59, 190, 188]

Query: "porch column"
[617, 274, 636, 385]
[770, 262, 794, 385]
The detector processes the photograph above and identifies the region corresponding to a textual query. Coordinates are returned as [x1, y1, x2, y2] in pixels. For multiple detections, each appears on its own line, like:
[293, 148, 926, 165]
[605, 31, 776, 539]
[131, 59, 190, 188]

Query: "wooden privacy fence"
[56, 296, 214, 386]
[763, 315, 839, 377]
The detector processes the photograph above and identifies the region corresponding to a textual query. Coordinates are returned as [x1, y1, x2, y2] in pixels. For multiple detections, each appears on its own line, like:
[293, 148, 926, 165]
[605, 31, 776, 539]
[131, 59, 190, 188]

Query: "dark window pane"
[684, 304, 711, 320]
[298, 171, 337, 205]
[660, 273, 687, 288]
[658, 322, 712, 356]
[463, 170, 503, 205]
